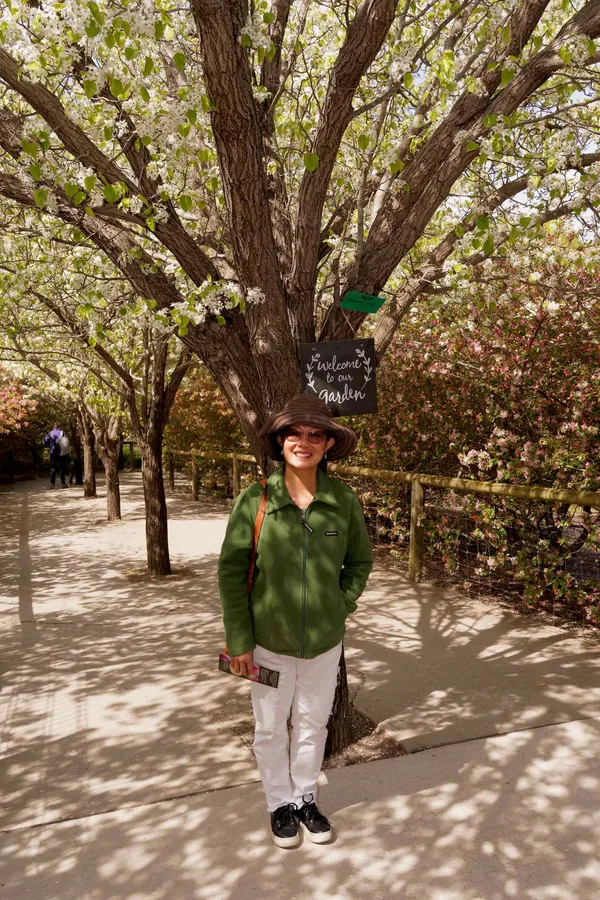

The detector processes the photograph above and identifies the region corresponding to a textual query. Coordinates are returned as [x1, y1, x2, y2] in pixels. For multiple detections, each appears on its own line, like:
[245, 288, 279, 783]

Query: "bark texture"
[325, 645, 352, 757]
[77, 407, 97, 498]
[95, 435, 121, 521]
[140, 440, 171, 577]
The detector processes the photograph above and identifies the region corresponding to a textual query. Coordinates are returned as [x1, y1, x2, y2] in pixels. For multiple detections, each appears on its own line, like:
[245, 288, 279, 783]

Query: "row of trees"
[0, 276, 191, 574]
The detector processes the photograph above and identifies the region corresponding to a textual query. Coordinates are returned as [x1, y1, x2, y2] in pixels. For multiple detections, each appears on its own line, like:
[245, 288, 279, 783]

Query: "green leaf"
[483, 114, 497, 128]
[85, 20, 101, 38]
[141, 135, 151, 146]
[216, 315, 226, 326]
[146, 298, 157, 309]
[358, 133, 370, 151]
[178, 326, 188, 336]
[33, 189, 48, 208]
[154, 21, 165, 40]
[143, 56, 154, 77]
[88, 1, 104, 24]
[84, 206, 95, 217]
[83, 79, 96, 99]
[178, 122, 191, 138]
[29, 162, 41, 180]
[500, 68, 514, 87]
[483, 235, 494, 255]
[476, 215, 489, 231]
[105, 31, 115, 48]
[466, 141, 480, 153]
[140, 85, 150, 103]
[389, 159, 404, 175]
[303, 152, 319, 172]
[263, 11, 275, 23]
[208, 176, 218, 192]
[179, 194, 193, 212]
[125, 44, 140, 61]
[501, 25, 511, 46]
[186, 108, 197, 124]
[178, 87, 189, 101]
[146, 216, 156, 232]
[558, 45, 572, 65]
[84, 174, 96, 192]
[404, 72, 413, 89]
[454, 224, 464, 238]
[173, 51, 186, 71]
[64, 182, 79, 198]
[241, 34, 251, 48]
[73, 191, 87, 206]
[103, 125, 113, 140]
[37, 130, 50, 150]
[109, 78, 124, 98]
[519, 216, 531, 228]
[103, 183, 119, 203]
[22, 137, 38, 159]
[267, 43, 277, 62]
[257, 47, 266, 65]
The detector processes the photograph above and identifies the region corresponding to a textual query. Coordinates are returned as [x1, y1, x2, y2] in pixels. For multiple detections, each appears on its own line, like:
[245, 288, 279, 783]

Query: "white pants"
[251, 642, 342, 812]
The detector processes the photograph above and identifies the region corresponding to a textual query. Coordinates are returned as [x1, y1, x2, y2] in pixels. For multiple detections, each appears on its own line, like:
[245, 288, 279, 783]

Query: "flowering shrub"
[165, 367, 247, 454]
[0, 367, 37, 435]
[347, 243, 600, 622]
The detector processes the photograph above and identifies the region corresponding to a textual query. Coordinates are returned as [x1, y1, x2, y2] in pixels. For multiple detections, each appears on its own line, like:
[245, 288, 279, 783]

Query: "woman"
[218, 395, 373, 848]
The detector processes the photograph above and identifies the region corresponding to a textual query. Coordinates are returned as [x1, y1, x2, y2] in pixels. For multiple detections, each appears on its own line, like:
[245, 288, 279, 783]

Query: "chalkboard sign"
[300, 339, 377, 416]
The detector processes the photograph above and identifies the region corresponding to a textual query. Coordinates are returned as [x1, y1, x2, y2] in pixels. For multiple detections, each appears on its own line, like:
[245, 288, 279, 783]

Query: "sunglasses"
[282, 427, 328, 445]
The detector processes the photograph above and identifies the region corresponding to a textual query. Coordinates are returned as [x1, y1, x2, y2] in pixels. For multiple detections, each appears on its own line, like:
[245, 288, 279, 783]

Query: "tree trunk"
[325, 645, 352, 756]
[78, 411, 97, 498]
[140, 439, 171, 577]
[102, 450, 121, 521]
[94, 434, 121, 521]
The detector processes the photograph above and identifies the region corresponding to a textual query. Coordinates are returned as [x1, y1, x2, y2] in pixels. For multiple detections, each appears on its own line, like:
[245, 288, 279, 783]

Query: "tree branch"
[322, 0, 600, 340]
[290, 0, 397, 336]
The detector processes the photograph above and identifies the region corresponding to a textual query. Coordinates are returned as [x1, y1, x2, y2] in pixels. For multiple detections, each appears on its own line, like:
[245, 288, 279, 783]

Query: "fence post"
[129, 442, 135, 471]
[408, 476, 424, 582]
[167, 451, 175, 492]
[191, 453, 199, 501]
[232, 455, 241, 499]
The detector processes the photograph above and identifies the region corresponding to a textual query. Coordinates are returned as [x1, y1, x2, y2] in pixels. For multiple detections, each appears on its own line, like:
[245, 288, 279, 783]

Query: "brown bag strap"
[247, 480, 268, 595]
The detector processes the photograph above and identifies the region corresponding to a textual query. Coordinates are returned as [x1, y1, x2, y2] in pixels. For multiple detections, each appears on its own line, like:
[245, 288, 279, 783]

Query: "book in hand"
[218, 652, 280, 688]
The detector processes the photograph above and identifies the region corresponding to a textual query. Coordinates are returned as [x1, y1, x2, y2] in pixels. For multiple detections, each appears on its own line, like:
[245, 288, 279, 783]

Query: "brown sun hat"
[259, 394, 358, 461]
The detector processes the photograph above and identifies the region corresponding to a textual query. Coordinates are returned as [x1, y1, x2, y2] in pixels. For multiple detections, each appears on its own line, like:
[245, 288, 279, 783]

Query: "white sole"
[301, 823, 333, 844]
[272, 833, 300, 849]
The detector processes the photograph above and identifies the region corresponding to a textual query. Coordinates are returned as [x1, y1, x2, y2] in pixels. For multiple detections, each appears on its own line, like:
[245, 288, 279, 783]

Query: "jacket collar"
[266, 467, 339, 513]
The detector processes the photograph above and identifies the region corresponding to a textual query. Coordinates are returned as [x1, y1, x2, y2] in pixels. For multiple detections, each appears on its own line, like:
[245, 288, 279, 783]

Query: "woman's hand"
[229, 651, 254, 677]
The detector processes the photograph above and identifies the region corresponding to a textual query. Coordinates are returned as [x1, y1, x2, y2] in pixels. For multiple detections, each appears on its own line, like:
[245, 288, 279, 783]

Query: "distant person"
[219, 395, 373, 848]
[43, 424, 71, 489]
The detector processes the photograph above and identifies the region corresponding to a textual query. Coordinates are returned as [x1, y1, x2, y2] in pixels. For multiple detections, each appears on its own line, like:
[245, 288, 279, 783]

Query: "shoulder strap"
[247, 480, 268, 596]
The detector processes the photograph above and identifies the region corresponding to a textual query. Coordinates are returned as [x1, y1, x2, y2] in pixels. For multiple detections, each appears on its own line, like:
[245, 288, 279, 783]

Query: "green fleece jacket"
[218, 468, 373, 659]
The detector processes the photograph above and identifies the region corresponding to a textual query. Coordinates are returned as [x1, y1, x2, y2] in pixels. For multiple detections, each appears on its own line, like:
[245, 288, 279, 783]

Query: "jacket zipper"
[300, 508, 313, 657]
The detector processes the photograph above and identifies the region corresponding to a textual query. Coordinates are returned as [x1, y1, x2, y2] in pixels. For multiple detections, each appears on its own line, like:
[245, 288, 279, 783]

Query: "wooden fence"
[165, 449, 600, 583]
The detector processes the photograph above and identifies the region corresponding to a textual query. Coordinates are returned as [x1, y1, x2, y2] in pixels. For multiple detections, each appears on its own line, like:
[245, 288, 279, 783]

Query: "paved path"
[1, 475, 600, 899]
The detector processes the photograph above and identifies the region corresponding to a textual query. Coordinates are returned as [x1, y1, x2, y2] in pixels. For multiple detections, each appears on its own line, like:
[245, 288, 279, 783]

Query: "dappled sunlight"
[3, 718, 600, 898]
[345, 569, 600, 751]
[0, 476, 257, 831]
[2, 475, 600, 897]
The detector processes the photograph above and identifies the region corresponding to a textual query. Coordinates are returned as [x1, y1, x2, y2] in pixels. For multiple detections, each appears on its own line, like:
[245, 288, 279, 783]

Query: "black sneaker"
[294, 794, 333, 844]
[270, 803, 299, 848]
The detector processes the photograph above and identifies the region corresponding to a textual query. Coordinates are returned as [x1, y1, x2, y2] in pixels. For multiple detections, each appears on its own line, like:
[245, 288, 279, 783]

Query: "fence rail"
[165, 449, 600, 583]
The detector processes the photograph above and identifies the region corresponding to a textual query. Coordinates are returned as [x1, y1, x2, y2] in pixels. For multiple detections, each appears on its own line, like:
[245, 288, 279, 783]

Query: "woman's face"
[277, 422, 335, 471]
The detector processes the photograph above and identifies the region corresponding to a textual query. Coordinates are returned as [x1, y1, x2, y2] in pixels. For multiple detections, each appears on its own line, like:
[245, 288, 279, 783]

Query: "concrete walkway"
[1, 475, 600, 899]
